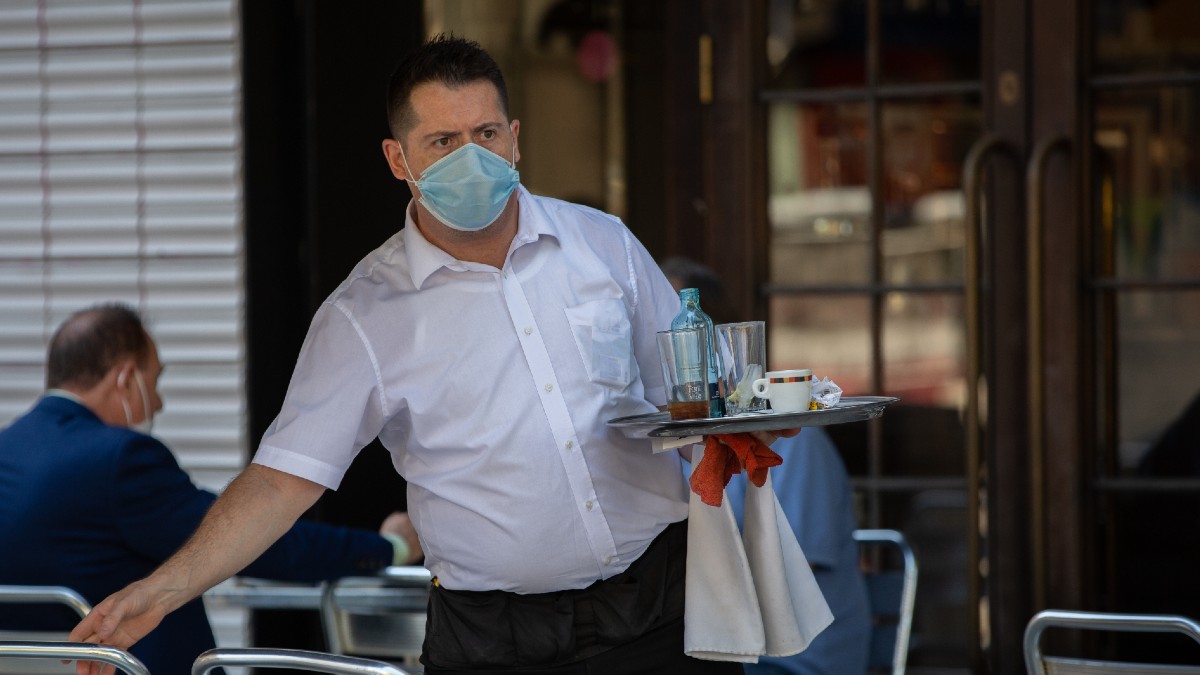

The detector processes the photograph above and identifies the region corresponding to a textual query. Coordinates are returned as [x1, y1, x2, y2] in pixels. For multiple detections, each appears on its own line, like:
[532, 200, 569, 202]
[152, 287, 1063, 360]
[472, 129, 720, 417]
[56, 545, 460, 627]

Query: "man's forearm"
[145, 463, 326, 612]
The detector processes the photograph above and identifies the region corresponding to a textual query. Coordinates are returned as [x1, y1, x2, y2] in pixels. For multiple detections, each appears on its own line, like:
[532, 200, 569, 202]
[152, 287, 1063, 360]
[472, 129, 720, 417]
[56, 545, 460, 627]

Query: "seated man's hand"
[380, 511, 423, 565]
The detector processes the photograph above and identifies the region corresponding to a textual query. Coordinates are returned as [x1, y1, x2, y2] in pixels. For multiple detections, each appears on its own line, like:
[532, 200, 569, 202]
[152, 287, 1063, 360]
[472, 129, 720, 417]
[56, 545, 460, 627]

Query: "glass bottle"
[671, 287, 724, 417]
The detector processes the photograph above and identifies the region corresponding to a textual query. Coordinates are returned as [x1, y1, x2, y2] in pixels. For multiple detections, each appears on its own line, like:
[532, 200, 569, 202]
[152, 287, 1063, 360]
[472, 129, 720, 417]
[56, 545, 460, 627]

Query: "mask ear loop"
[508, 123, 517, 169]
[117, 368, 134, 427]
[397, 141, 418, 184]
[134, 370, 153, 427]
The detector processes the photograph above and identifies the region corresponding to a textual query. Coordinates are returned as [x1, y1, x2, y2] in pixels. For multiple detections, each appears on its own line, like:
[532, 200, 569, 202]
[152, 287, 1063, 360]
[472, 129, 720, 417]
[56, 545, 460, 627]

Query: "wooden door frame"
[661, 0, 768, 323]
[1029, 0, 1088, 620]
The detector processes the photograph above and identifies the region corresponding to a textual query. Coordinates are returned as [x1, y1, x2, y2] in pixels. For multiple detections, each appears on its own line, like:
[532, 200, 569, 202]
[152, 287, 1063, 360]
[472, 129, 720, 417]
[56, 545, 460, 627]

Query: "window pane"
[1112, 290, 1200, 472]
[883, 292, 965, 408]
[765, 0, 866, 89]
[768, 102, 871, 285]
[880, 99, 982, 284]
[1093, 86, 1200, 282]
[768, 294, 870, 390]
[880, 0, 982, 84]
[1094, 0, 1200, 76]
[879, 292, 966, 479]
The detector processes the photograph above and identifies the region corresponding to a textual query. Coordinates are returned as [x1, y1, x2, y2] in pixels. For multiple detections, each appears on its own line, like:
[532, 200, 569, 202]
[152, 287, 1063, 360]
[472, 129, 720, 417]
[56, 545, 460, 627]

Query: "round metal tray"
[607, 396, 900, 438]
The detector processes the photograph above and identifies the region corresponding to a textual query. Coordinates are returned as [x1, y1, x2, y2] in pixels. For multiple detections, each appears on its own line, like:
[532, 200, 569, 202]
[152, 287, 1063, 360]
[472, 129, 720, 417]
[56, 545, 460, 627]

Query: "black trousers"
[421, 520, 743, 674]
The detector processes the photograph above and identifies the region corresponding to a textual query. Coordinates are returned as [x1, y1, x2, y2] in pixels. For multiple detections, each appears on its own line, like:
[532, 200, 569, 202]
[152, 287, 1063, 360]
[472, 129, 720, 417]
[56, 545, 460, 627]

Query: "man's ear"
[510, 119, 521, 164]
[382, 139, 410, 181]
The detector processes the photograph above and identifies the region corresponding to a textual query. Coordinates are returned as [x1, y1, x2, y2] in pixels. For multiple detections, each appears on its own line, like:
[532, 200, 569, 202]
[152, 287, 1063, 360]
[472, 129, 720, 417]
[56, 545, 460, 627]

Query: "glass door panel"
[762, 1, 982, 669]
[765, 0, 868, 89]
[882, 291, 966, 422]
[879, 0, 982, 83]
[1085, 0, 1200, 666]
[768, 102, 871, 286]
[880, 99, 981, 284]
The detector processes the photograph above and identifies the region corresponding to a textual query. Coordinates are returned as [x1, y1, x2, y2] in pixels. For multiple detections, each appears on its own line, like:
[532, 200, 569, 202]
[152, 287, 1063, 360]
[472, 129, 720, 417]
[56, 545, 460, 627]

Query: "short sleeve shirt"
[253, 187, 688, 593]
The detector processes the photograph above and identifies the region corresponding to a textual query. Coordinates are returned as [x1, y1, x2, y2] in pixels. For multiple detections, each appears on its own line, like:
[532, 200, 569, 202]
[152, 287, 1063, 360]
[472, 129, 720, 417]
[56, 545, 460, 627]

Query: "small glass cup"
[656, 326, 711, 420]
[715, 321, 768, 416]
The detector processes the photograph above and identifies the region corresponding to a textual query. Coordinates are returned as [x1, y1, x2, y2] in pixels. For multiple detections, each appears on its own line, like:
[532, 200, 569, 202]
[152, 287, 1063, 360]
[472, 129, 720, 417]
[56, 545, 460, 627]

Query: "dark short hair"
[46, 303, 152, 389]
[659, 255, 734, 324]
[385, 33, 509, 140]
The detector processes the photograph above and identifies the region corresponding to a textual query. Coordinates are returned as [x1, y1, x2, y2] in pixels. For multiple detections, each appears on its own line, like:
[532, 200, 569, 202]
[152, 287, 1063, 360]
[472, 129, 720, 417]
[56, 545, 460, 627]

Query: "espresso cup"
[751, 368, 813, 413]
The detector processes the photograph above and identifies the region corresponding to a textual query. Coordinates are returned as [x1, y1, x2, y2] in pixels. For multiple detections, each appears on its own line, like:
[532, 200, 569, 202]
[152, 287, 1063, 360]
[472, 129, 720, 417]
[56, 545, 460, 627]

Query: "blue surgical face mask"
[400, 136, 520, 232]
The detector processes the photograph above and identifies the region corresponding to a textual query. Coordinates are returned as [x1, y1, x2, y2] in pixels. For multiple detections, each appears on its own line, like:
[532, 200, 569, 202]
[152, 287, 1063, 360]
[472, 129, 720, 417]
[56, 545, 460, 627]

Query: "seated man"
[0, 303, 422, 675]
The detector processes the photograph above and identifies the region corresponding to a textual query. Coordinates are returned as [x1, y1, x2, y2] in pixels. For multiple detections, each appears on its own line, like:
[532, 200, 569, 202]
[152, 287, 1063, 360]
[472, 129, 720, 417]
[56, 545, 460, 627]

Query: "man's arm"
[69, 463, 324, 674]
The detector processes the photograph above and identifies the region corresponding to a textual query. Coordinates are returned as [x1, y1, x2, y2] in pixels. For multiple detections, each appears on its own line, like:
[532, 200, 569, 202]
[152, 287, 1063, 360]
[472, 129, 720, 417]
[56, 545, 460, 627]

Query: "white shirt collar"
[401, 186, 557, 289]
[45, 388, 84, 405]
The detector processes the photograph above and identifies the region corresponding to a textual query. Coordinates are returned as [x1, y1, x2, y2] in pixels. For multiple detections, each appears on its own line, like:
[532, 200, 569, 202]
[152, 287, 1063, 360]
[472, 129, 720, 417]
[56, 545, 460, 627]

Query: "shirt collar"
[402, 186, 558, 289]
[46, 388, 84, 405]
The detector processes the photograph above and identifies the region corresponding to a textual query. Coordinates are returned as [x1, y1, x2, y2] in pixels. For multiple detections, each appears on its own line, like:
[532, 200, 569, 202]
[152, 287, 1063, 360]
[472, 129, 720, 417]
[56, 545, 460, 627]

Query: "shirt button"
[524, 326, 533, 335]
[604, 556, 614, 565]
[585, 500, 594, 510]
[544, 383, 553, 393]
[565, 440, 574, 450]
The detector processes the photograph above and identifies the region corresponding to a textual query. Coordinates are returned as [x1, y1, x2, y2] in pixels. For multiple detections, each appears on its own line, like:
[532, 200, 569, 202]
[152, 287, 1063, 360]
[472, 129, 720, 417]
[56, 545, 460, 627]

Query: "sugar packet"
[810, 376, 843, 409]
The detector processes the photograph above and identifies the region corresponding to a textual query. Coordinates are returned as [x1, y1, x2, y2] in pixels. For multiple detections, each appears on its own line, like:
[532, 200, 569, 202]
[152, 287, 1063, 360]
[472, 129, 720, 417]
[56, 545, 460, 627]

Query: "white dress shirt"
[254, 186, 688, 593]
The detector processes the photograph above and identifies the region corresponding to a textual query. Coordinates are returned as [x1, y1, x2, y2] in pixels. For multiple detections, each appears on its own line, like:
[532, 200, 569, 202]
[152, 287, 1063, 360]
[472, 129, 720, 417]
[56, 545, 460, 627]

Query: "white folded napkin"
[652, 434, 703, 453]
[683, 445, 834, 662]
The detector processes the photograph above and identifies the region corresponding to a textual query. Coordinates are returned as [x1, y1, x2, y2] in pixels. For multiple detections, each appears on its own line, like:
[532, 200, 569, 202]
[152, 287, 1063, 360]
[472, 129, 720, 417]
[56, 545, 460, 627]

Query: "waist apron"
[422, 519, 688, 671]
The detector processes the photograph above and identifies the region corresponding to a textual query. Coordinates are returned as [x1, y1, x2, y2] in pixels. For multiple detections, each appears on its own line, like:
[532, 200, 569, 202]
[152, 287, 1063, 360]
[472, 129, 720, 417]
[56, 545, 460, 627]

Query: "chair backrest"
[320, 567, 431, 668]
[192, 647, 412, 675]
[1024, 609, 1200, 675]
[853, 529, 918, 675]
[0, 585, 93, 674]
[0, 641, 149, 675]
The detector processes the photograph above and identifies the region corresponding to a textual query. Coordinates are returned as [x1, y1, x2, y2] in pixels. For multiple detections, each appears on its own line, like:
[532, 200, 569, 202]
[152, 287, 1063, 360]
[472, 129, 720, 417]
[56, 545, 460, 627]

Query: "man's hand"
[381, 511, 423, 564]
[68, 464, 325, 674]
[750, 427, 800, 448]
[68, 578, 173, 675]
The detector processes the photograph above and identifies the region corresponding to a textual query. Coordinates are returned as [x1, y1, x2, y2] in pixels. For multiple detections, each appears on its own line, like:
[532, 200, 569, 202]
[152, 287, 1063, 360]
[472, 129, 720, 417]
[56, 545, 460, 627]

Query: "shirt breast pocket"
[564, 298, 635, 390]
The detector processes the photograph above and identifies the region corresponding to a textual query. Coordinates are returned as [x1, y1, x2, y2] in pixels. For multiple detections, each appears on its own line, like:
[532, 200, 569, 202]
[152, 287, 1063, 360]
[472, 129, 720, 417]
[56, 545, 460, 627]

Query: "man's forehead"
[408, 79, 506, 129]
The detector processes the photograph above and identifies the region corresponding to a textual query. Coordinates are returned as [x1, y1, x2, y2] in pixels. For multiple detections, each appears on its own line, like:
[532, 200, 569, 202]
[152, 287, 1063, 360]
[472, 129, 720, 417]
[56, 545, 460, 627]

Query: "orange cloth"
[689, 433, 783, 507]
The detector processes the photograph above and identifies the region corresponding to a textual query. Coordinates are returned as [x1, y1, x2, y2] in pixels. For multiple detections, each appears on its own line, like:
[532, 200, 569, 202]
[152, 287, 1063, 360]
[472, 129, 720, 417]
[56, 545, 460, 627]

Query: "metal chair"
[0, 641, 149, 675]
[1024, 609, 1200, 674]
[854, 529, 918, 675]
[0, 585, 93, 674]
[192, 647, 412, 674]
[320, 567, 431, 673]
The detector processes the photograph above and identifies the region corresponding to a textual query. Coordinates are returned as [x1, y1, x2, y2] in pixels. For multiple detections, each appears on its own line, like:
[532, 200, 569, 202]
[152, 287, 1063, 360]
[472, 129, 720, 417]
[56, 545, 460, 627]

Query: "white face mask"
[121, 370, 155, 434]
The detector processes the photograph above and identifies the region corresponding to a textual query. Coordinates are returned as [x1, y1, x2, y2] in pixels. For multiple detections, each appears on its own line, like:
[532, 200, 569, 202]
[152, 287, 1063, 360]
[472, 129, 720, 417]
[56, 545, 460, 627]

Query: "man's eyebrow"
[421, 122, 503, 142]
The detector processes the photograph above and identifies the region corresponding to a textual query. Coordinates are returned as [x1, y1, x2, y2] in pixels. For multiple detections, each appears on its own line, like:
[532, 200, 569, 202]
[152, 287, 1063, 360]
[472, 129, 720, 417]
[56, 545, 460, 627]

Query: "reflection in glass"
[1094, 87, 1200, 282]
[765, 0, 982, 88]
[880, 100, 981, 284]
[765, 0, 867, 89]
[1093, 0, 1200, 75]
[767, 295, 870, 393]
[880, 0, 982, 84]
[1113, 290, 1200, 471]
[882, 292, 965, 411]
[768, 102, 869, 285]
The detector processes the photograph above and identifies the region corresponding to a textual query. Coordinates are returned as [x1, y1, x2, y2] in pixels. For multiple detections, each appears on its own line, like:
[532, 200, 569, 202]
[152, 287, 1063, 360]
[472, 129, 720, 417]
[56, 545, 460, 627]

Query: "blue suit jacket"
[0, 395, 395, 675]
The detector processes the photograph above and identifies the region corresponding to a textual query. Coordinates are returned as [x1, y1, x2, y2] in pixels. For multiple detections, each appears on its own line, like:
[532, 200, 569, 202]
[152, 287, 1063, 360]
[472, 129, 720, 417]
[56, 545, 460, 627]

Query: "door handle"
[1026, 133, 1071, 614]
[961, 132, 1019, 670]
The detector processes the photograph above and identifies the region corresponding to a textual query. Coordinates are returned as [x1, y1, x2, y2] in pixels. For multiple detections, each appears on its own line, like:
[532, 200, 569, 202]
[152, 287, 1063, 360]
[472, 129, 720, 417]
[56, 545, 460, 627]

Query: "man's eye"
[480, 129, 496, 140]
[434, 138, 451, 147]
